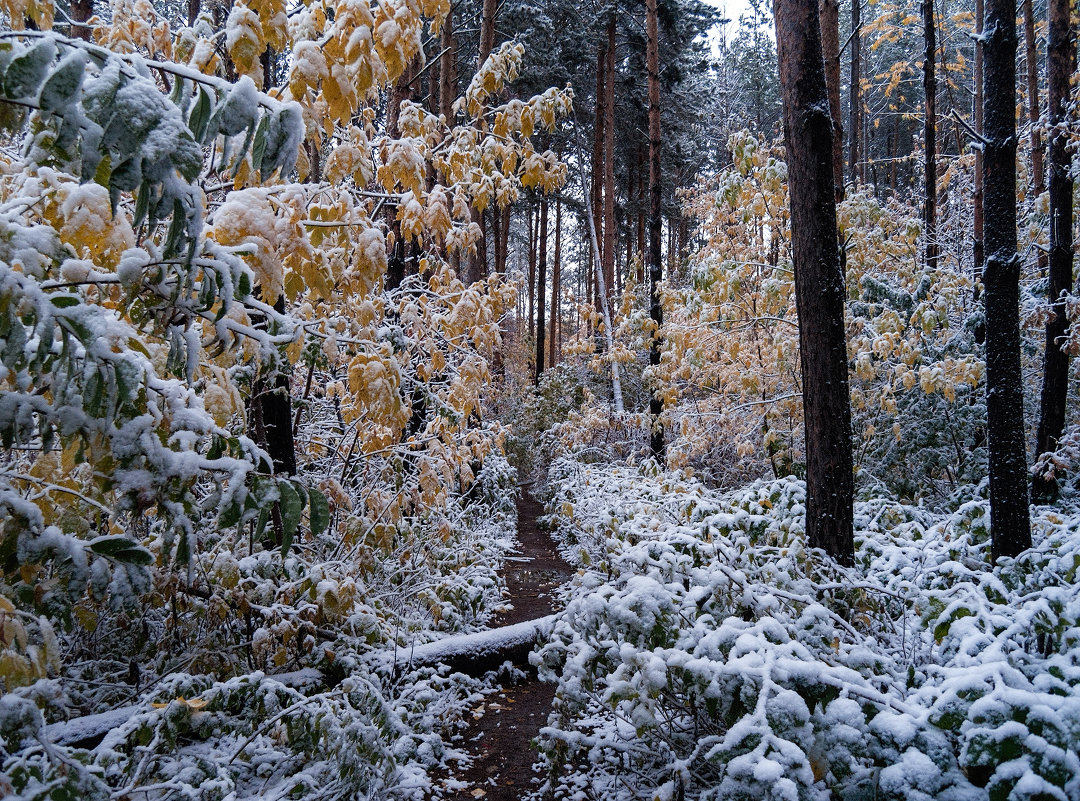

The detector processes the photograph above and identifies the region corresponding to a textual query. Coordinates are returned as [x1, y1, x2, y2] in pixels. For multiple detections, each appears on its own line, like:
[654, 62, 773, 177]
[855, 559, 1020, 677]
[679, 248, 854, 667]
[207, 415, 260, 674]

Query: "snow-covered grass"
[533, 458, 1080, 801]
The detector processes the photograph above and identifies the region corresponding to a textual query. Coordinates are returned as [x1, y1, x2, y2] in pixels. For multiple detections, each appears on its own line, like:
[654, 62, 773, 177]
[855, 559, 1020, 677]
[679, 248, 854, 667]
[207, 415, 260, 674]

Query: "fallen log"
[392, 614, 557, 676]
[41, 617, 557, 750]
[42, 667, 324, 748]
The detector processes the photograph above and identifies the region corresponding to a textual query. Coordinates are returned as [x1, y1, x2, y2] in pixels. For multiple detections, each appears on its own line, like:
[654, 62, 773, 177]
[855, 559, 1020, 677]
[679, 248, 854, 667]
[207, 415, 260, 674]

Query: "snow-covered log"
[42, 668, 324, 748]
[392, 614, 556, 676]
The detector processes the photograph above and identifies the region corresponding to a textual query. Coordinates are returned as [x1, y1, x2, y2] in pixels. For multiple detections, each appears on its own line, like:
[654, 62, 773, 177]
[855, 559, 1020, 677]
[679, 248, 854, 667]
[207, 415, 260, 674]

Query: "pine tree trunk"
[923, 0, 938, 273]
[638, 141, 646, 284]
[603, 18, 617, 308]
[849, 0, 862, 184]
[71, 0, 94, 40]
[536, 195, 548, 384]
[550, 198, 562, 368]
[819, 0, 844, 200]
[1032, 0, 1075, 502]
[440, 7, 456, 122]
[479, 0, 498, 65]
[973, 0, 985, 339]
[593, 42, 606, 317]
[775, 0, 855, 564]
[1024, 0, 1044, 199]
[646, 0, 665, 459]
[528, 205, 536, 345]
[982, 0, 1032, 558]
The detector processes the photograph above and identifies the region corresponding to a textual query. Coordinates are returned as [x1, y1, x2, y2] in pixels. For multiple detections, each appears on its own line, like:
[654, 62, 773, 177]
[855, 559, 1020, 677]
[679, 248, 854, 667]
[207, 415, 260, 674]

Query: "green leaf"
[251, 113, 269, 175]
[4, 39, 56, 101]
[218, 497, 242, 529]
[49, 295, 80, 308]
[112, 547, 153, 566]
[133, 182, 150, 229]
[309, 488, 330, 536]
[278, 480, 303, 557]
[38, 51, 87, 114]
[90, 536, 141, 556]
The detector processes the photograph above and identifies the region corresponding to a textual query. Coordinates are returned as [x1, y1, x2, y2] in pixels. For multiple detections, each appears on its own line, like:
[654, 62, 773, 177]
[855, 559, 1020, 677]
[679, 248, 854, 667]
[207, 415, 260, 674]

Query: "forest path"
[443, 489, 572, 800]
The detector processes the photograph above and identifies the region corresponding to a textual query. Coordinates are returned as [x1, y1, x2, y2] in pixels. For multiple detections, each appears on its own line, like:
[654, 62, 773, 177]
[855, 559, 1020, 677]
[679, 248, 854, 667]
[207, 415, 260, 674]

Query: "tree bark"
[1023, 0, 1045, 200]
[535, 195, 548, 384]
[71, 0, 94, 40]
[983, 0, 1032, 557]
[550, 197, 562, 368]
[646, 0, 665, 459]
[440, 6, 456, 122]
[775, 0, 855, 564]
[973, 0, 985, 336]
[923, 0, 938, 272]
[1032, 0, 1075, 501]
[603, 17, 617, 308]
[479, 0, 498, 64]
[819, 0, 844, 200]
[593, 41, 607, 316]
[528, 204, 536, 345]
[849, 0, 862, 184]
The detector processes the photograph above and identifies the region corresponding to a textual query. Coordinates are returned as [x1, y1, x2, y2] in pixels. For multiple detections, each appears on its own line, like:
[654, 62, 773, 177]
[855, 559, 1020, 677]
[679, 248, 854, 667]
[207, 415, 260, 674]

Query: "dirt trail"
[443, 489, 572, 800]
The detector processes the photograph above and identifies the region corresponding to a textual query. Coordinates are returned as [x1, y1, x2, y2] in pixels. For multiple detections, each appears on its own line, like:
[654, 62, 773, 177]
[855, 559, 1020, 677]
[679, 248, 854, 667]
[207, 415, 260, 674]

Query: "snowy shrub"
[535, 459, 1080, 801]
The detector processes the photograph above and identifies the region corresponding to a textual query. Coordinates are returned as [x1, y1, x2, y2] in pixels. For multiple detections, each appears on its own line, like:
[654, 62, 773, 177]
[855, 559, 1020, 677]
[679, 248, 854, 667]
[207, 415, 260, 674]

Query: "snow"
[398, 614, 557, 670]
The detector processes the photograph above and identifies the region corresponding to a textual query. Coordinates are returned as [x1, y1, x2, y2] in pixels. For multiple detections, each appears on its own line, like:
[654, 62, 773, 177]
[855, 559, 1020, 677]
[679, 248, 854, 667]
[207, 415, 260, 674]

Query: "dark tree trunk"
[1024, 0, 1045, 200]
[71, 0, 94, 39]
[528, 205, 536, 345]
[479, 0, 498, 65]
[983, 0, 1032, 558]
[603, 17, 617, 307]
[819, 0, 844, 200]
[775, 0, 855, 564]
[593, 41, 606, 316]
[550, 197, 562, 368]
[647, 0, 664, 459]
[973, 0, 985, 338]
[535, 195, 548, 384]
[1032, 0, 1075, 502]
[440, 6, 456, 122]
[849, 0, 862, 184]
[251, 297, 297, 481]
[923, 0, 938, 272]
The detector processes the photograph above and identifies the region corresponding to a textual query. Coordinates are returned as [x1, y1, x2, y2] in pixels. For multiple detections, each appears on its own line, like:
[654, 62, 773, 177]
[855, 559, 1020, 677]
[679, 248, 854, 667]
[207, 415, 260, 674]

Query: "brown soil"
[442, 488, 572, 800]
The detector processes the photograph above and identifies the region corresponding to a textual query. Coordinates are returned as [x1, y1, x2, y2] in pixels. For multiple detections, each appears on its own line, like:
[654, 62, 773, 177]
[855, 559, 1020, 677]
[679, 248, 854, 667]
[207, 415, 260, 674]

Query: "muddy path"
[443, 489, 572, 800]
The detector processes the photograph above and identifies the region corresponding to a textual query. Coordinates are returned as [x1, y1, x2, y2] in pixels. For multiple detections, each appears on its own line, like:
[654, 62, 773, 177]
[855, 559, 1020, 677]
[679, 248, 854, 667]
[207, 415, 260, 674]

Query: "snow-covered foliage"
[534, 458, 1080, 801]
[0, 1, 572, 796]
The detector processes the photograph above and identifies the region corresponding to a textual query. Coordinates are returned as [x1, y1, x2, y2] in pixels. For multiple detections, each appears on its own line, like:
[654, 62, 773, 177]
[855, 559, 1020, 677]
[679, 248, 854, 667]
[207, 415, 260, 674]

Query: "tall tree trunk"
[983, 0, 1032, 558]
[819, 0, 845, 200]
[1024, 0, 1045, 200]
[465, 0, 499, 284]
[535, 195, 548, 384]
[923, 0, 938, 272]
[71, 0, 94, 40]
[440, 6, 456, 122]
[775, 0, 855, 564]
[479, 0, 498, 64]
[550, 197, 562, 368]
[187, 0, 200, 27]
[637, 141, 646, 284]
[646, 0, 665, 459]
[528, 205, 536, 345]
[1032, 0, 1075, 501]
[849, 0, 862, 184]
[603, 17, 617, 308]
[593, 42, 607, 317]
[973, 0, 985, 338]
